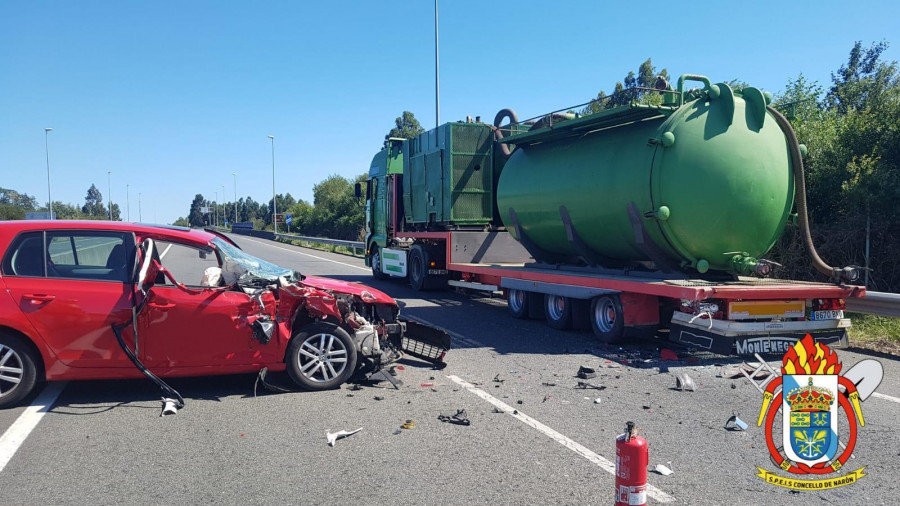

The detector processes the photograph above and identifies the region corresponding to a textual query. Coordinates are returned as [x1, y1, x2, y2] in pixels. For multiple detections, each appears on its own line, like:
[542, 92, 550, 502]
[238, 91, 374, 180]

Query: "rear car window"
[45, 231, 132, 282]
[1, 232, 46, 277]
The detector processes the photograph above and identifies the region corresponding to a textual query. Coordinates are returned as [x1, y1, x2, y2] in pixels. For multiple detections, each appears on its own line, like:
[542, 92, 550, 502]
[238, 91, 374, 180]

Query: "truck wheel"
[0, 333, 39, 409]
[286, 322, 358, 390]
[544, 294, 573, 330]
[591, 295, 625, 343]
[507, 289, 530, 319]
[409, 245, 427, 291]
[370, 247, 386, 280]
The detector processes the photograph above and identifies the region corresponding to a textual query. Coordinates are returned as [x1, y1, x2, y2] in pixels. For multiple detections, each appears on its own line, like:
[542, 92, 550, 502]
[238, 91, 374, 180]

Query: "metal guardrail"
[274, 233, 366, 257]
[846, 291, 900, 318]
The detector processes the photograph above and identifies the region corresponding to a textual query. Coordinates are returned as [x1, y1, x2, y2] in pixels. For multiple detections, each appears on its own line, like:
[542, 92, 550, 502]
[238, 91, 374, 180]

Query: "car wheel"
[370, 247, 386, 280]
[0, 333, 39, 409]
[591, 295, 625, 343]
[507, 289, 530, 319]
[408, 245, 427, 291]
[286, 322, 358, 390]
[544, 294, 573, 330]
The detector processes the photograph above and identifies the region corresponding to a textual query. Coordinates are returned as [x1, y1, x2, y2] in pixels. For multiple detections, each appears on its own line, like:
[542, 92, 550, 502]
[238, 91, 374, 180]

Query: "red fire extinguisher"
[615, 421, 648, 506]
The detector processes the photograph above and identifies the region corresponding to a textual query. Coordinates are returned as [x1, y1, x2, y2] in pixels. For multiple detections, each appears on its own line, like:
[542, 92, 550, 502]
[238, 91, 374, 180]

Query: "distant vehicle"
[0, 221, 448, 408]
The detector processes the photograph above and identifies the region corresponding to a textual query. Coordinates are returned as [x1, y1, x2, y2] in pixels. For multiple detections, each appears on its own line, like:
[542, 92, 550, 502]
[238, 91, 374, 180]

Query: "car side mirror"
[199, 250, 208, 259]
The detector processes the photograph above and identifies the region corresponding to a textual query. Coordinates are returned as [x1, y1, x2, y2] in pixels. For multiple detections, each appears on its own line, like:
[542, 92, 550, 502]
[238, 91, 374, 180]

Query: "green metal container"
[496, 77, 795, 275]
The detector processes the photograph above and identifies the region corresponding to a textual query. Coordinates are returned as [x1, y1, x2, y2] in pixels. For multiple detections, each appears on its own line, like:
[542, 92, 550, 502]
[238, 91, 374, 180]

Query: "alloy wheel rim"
[0, 344, 24, 397]
[297, 333, 348, 382]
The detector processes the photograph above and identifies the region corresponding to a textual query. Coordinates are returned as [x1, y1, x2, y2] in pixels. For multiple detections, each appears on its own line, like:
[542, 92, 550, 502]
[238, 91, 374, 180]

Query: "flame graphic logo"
[782, 334, 842, 375]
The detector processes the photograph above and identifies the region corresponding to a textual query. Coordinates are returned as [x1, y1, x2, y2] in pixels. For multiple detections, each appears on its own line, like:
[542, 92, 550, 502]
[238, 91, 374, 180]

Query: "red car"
[0, 221, 449, 409]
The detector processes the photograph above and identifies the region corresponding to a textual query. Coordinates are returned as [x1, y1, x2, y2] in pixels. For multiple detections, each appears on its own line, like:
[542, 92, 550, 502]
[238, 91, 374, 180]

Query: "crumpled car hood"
[299, 275, 397, 305]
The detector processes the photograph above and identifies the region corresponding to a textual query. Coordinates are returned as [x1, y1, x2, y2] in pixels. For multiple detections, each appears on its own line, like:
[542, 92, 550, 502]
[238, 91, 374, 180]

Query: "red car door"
[1, 230, 135, 368]
[137, 240, 276, 369]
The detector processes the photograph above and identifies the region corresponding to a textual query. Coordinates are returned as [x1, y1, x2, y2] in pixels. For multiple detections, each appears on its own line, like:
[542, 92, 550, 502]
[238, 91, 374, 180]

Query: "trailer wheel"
[544, 294, 573, 330]
[507, 289, 530, 319]
[370, 247, 386, 280]
[591, 295, 625, 343]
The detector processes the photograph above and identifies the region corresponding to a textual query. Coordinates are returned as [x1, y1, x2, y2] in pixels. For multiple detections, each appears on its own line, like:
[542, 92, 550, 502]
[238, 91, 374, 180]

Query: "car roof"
[0, 220, 218, 247]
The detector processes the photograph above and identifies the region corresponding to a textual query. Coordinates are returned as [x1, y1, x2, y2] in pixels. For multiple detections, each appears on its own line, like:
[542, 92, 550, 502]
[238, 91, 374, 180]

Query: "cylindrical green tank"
[496, 76, 795, 275]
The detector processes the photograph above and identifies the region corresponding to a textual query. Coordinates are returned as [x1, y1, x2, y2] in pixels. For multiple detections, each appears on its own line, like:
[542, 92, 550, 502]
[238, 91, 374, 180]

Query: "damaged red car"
[0, 221, 449, 409]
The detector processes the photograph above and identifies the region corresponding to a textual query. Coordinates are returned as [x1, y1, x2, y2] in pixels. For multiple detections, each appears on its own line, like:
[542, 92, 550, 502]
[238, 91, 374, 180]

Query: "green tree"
[306, 174, 366, 240]
[388, 111, 424, 140]
[188, 194, 206, 227]
[81, 184, 105, 217]
[0, 187, 38, 220]
[173, 217, 189, 226]
[582, 58, 669, 114]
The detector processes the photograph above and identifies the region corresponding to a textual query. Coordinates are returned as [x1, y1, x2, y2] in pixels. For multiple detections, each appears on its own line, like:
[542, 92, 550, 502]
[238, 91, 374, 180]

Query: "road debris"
[654, 463, 674, 476]
[724, 413, 749, 431]
[543, 394, 551, 403]
[576, 366, 597, 379]
[374, 396, 385, 401]
[438, 409, 471, 426]
[594, 398, 602, 404]
[492, 407, 504, 414]
[674, 372, 696, 392]
[420, 383, 434, 388]
[541, 382, 557, 387]
[576, 381, 606, 391]
[493, 374, 505, 384]
[326, 428, 362, 447]
[401, 419, 416, 429]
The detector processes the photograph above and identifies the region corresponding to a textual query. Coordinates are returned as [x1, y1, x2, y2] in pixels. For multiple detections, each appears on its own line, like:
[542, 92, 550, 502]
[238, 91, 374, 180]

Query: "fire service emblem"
[754, 334, 883, 490]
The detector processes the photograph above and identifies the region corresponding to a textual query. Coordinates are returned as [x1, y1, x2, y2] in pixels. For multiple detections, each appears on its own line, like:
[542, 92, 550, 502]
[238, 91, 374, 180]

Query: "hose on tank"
[492, 108, 518, 159]
[768, 105, 860, 284]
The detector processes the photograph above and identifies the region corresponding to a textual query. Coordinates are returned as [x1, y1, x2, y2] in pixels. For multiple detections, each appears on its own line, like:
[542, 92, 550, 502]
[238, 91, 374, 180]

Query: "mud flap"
[399, 319, 452, 367]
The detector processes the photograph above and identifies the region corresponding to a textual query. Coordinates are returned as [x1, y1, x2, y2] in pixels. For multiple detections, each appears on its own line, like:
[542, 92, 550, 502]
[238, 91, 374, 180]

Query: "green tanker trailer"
[361, 74, 862, 351]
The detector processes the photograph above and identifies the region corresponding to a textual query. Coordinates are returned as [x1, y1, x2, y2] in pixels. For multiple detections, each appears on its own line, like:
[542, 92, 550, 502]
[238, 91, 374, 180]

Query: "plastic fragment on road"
[660, 349, 679, 361]
[401, 419, 416, 429]
[420, 383, 434, 388]
[493, 374, 505, 384]
[674, 372, 696, 392]
[160, 398, 180, 416]
[326, 428, 362, 447]
[654, 464, 674, 476]
[438, 409, 471, 426]
[724, 413, 749, 431]
[374, 396, 385, 401]
[594, 398, 602, 404]
[576, 381, 606, 390]
[577, 366, 597, 379]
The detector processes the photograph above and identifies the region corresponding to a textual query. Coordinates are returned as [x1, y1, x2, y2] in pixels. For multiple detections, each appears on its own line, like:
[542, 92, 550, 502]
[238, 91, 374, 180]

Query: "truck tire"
[0, 332, 40, 409]
[286, 322, 358, 390]
[544, 294, 573, 330]
[507, 288, 530, 319]
[409, 245, 427, 291]
[591, 295, 625, 343]
[370, 247, 386, 280]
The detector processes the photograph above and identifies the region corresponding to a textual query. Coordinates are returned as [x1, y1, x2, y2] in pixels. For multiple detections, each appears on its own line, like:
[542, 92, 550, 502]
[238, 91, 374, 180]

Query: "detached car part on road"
[0, 221, 450, 409]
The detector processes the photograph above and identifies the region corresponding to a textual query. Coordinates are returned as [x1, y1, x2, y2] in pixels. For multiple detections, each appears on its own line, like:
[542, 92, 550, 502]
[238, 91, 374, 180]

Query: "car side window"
[45, 231, 132, 282]
[154, 241, 221, 287]
[1, 232, 46, 277]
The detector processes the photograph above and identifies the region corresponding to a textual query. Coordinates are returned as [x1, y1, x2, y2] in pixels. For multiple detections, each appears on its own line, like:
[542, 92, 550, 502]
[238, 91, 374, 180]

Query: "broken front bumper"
[395, 319, 452, 365]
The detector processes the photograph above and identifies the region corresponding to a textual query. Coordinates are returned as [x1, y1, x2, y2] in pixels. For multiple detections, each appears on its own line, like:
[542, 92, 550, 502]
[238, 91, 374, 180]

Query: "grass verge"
[848, 312, 900, 354]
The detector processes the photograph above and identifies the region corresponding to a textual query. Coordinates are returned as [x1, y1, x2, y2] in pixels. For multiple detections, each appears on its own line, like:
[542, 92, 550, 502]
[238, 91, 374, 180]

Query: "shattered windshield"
[212, 237, 295, 282]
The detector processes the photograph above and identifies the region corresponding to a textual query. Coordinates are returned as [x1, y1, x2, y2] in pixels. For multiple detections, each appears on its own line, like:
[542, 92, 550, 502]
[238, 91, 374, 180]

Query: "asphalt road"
[1, 233, 898, 505]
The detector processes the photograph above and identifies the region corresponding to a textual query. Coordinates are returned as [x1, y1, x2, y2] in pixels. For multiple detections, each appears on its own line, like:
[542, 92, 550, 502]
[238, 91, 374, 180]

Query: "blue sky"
[1, 1, 897, 224]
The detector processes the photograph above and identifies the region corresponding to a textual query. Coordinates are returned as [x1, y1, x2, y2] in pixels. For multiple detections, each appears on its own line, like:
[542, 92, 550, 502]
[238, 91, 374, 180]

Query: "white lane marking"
[0, 381, 67, 473]
[447, 375, 675, 504]
[159, 244, 173, 259]
[237, 236, 369, 272]
[872, 392, 900, 404]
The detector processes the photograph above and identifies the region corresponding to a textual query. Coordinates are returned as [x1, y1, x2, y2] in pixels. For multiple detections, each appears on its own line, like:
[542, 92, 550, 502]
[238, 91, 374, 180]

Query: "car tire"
[591, 295, 625, 343]
[0, 333, 40, 409]
[370, 247, 386, 280]
[544, 294, 573, 330]
[286, 322, 358, 391]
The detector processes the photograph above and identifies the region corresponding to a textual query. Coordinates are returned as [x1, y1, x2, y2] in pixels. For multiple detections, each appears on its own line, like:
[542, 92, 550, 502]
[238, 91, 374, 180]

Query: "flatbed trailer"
[371, 228, 864, 356]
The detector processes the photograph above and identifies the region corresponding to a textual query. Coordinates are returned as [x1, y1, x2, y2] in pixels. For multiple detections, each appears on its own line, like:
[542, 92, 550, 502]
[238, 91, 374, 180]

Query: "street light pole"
[435, 0, 440, 129]
[44, 128, 53, 219]
[138, 193, 142, 222]
[221, 184, 226, 225]
[214, 191, 218, 227]
[268, 135, 277, 235]
[126, 184, 130, 222]
[107, 171, 113, 220]
[232, 172, 238, 223]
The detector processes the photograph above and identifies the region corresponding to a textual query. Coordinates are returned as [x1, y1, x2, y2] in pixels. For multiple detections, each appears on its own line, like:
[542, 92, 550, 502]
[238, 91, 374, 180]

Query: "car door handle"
[148, 302, 176, 310]
[23, 294, 56, 304]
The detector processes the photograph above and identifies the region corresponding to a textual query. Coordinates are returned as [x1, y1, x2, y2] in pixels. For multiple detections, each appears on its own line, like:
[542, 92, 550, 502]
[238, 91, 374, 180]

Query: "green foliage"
[388, 111, 424, 140]
[0, 187, 38, 220]
[173, 217, 189, 226]
[582, 59, 670, 114]
[81, 184, 105, 217]
[188, 194, 206, 227]
[770, 40, 900, 291]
